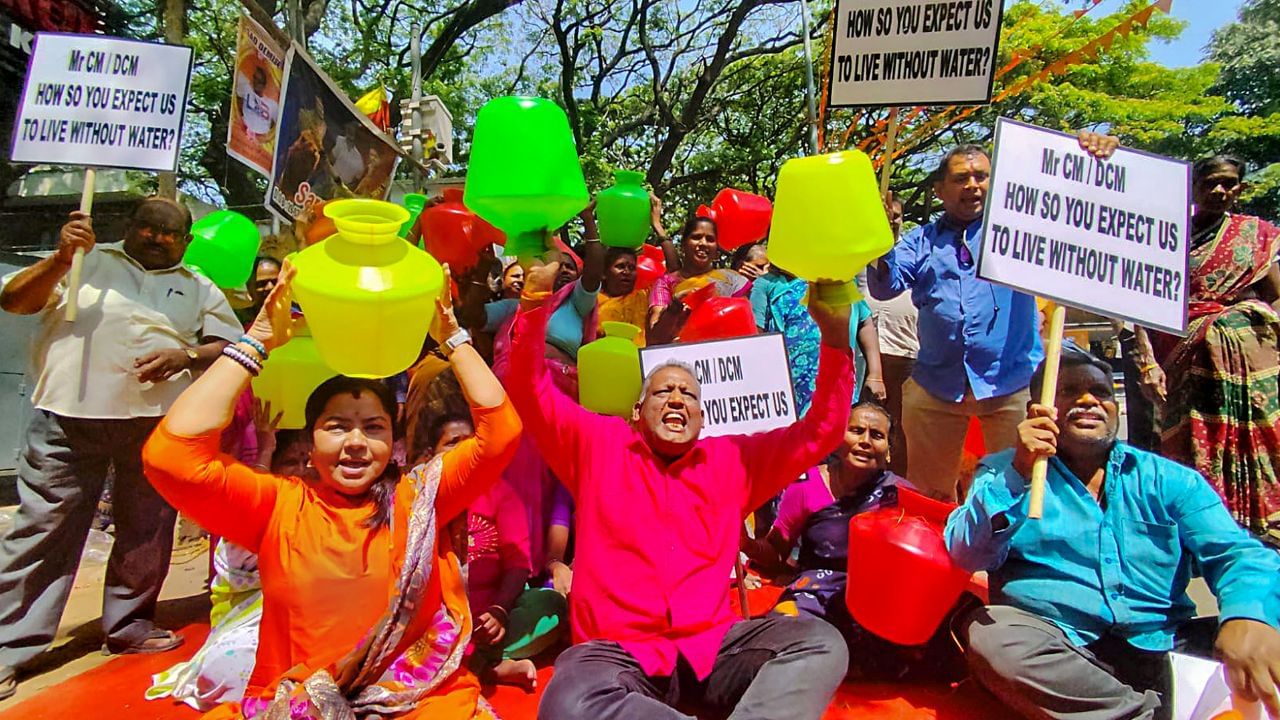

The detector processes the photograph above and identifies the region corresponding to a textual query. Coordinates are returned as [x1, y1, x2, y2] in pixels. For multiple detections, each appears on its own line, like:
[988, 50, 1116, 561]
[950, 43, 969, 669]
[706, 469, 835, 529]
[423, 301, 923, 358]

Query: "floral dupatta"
[256, 457, 489, 719]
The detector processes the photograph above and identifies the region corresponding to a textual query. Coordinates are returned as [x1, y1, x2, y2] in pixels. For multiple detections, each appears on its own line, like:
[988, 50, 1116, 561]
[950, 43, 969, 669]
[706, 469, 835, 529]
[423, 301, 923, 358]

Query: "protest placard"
[227, 14, 284, 176]
[978, 118, 1190, 334]
[640, 334, 796, 439]
[265, 46, 400, 223]
[10, 33, 192, 171]
[828, 0, 1005, 107]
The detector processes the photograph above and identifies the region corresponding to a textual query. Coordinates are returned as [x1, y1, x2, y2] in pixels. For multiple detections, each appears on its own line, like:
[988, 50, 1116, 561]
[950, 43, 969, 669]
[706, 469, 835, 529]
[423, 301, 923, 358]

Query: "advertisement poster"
[266, 46, 399, 223]
[226, 14, 284, 176]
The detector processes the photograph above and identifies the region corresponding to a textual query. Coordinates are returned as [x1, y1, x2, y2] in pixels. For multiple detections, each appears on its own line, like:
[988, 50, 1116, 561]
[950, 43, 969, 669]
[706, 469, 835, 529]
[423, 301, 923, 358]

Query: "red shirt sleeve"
[507, 304, 601, 497]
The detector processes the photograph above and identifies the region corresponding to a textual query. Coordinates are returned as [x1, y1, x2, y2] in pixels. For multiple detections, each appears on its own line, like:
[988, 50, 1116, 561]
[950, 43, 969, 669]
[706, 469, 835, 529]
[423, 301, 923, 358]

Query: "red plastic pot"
[678, 287, 757, 342]
[422, 188, 483, 272]
[711, 188, 772, 251]
[635, 244, 666, 290]
[846, 493, 970, 646]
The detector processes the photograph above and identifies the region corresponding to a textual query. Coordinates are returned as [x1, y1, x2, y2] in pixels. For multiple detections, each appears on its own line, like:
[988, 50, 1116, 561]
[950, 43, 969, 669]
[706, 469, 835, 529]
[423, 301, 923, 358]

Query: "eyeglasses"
[135, 221, 185, 239]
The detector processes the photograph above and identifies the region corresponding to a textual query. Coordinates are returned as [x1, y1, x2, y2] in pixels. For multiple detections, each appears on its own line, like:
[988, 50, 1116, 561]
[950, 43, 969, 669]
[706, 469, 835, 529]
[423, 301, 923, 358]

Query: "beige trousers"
[901, 378, 1029, 501]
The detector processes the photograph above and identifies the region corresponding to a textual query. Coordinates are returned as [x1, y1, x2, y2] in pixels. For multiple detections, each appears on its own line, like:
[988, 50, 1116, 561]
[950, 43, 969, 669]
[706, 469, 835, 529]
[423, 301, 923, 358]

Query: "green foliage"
[154, 0, 1280, 226]
[1208, 0, 1280, 219]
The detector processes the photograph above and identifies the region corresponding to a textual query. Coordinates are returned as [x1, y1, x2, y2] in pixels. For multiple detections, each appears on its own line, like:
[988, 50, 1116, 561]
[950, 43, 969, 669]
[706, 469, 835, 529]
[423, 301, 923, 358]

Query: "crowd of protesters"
[0, 129, 1276, 720]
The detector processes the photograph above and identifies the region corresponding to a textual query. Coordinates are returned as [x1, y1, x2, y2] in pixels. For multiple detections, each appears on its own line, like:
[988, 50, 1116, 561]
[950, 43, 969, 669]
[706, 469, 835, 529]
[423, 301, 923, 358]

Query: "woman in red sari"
[1136, 156, 1280, 541]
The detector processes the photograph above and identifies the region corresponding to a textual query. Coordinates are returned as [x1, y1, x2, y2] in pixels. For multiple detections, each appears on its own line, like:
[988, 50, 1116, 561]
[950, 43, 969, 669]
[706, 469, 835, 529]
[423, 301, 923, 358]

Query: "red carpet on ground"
[0, 585, 1005, 719]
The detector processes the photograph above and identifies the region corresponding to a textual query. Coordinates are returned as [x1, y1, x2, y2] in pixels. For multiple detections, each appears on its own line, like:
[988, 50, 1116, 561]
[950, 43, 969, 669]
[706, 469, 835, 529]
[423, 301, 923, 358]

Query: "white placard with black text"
[829, 0, 1004, 107]
[978, 117, 1190, 334]
[10, 33, 192, 172]
[640, 334, 796, 439]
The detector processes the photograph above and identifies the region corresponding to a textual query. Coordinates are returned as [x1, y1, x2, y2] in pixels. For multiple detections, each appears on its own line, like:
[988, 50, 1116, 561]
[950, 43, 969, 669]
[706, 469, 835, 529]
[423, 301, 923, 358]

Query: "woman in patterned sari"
[647, 214, 751, 344]
[1136, 156, 1280, 541]
[142, 263, 522, 719]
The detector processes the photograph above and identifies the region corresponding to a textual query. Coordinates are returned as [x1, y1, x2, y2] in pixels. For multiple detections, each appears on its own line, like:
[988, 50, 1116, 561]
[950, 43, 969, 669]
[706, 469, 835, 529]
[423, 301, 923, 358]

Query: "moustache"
[1066, 407, 1107, 423]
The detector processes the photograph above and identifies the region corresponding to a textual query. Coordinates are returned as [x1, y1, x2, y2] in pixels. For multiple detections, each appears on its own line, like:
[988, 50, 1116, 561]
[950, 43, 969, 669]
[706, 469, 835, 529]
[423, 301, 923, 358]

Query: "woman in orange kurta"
[143, 263, 521, 719]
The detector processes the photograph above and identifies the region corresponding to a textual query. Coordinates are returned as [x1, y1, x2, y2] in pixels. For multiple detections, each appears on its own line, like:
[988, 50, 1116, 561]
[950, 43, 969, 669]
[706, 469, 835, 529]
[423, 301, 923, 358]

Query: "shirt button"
[1104, 558, 1116, 565]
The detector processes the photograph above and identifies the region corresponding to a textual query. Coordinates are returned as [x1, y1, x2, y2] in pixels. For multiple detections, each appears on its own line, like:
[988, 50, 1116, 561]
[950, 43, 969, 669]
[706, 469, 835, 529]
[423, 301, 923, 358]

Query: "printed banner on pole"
[227, 15, 284, 176]
[978, 118, 1190, 334]
[639, 334, 796, 438]
[10, 33, 192, 171]
[266, 46, 400, 223]
[828, 0, 1005, 107]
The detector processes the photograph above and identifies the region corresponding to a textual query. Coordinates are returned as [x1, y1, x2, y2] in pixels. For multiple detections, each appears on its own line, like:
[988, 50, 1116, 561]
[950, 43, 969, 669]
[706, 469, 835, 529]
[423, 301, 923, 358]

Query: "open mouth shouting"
[662, 410, 688, 433]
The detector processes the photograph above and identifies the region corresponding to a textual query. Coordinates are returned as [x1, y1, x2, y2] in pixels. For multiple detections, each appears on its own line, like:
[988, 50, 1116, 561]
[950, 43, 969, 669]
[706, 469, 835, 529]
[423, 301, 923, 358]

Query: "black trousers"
[537, 614, 848, 720]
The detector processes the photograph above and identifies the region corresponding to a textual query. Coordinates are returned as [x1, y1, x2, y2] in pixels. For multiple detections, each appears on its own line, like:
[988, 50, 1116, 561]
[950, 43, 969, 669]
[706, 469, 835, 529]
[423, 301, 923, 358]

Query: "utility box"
[398, 95, 454, 163]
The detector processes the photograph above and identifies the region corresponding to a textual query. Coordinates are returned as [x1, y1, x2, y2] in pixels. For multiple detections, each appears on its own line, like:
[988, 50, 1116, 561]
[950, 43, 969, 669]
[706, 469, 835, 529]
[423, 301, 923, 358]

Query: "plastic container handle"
[600, 321, 641, 341]
[814, 280, 863, 307]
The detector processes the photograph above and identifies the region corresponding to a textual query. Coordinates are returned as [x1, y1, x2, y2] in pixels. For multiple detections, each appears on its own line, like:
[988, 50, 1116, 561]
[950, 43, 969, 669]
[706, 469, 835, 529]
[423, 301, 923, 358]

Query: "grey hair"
[639, 359, 699, 399]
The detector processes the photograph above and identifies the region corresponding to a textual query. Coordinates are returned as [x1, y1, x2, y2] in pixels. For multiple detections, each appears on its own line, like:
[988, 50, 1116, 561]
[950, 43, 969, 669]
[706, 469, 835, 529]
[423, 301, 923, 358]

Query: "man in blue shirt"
[946, 347, 1280, 719]
[867, 145, 1042, 500]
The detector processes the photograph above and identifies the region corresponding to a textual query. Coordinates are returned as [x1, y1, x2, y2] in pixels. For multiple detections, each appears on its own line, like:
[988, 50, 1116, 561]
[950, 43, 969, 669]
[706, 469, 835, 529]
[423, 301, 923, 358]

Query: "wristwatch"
[184, 347, 199, 366]
[443, 329, 472, 355]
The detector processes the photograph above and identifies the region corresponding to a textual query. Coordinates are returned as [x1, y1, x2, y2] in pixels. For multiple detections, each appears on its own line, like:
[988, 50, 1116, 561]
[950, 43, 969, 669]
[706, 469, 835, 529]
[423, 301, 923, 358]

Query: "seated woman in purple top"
[747, 402, 971, 681]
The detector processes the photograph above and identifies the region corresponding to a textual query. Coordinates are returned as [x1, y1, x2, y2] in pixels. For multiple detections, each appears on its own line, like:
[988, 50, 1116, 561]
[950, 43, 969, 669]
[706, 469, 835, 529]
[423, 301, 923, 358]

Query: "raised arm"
[866, 227, 921, 301]
[650, 192, 680, 272]
[945, 405, 1055, 571]
[506, 260, 599, 496]
[738, 286, 854, 511]
[1, 211, 92, 314]
[579, 204, 604, 293]
[432, 269, 523, 521]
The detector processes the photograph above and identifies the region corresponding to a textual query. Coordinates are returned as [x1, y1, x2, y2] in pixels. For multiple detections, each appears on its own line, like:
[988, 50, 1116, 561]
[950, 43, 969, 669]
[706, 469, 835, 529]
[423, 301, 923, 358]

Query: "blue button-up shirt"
[867, 217, 1042, 401]
[946, 444, 1280, 651]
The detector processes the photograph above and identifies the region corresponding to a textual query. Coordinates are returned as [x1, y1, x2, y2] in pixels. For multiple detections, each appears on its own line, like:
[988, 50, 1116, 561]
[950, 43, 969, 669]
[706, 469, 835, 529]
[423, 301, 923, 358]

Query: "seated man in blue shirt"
[946, 347, 1280, 719]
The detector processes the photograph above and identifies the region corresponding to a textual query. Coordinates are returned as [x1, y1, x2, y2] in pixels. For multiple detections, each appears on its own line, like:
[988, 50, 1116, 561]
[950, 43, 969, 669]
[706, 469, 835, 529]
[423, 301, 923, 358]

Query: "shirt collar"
[1050, 440, 1135, 489]
[936, 213, 983, 234]
[627, 431, 709, 469]
[100, 242, 194, 276]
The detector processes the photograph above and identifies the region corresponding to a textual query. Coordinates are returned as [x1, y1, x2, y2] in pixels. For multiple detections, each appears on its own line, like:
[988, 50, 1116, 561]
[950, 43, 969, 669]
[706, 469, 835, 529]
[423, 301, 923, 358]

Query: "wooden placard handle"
[1028, 304, 1067, 519]
[65, 168, 95, 323]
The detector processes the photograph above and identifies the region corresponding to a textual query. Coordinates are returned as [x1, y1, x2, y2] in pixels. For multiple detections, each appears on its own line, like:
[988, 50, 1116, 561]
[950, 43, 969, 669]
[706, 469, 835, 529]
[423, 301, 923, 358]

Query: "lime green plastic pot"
[578, 322, 643, 417]
[595, 170, 650, 248]
[768, 151, 894, 304]
[290, 199, 444, 378]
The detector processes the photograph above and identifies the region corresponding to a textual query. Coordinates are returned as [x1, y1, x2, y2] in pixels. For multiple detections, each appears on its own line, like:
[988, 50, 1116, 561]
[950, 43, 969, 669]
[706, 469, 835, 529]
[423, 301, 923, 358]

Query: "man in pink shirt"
[509, 261, 854, 719]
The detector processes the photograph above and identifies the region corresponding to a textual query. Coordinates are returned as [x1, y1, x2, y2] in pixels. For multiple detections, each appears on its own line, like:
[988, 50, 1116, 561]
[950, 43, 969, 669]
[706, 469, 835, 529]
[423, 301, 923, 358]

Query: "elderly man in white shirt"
[0, 197, 241, 699]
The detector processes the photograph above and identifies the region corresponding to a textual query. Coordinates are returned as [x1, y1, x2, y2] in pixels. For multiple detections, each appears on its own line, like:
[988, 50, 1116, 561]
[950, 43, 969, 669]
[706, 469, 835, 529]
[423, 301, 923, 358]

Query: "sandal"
[0, 665, 15, 701]
[102, 627, 184, 656]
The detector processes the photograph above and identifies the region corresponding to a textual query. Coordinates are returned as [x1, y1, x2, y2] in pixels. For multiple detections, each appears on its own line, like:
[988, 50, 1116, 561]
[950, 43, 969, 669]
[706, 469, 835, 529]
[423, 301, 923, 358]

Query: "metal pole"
[799, 0, 819, 155]
[410, 26, 424, 188]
